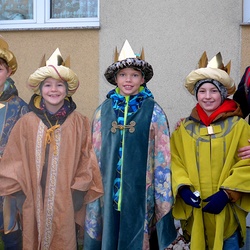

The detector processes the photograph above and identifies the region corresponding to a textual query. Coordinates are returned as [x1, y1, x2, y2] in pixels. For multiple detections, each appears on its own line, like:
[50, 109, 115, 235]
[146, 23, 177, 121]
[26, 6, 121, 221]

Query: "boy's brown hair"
[0, 58, 10, 71]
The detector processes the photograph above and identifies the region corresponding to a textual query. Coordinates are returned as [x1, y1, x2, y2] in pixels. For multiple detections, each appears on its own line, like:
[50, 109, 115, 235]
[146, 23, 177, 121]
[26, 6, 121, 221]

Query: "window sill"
[240, 22, 250, 26]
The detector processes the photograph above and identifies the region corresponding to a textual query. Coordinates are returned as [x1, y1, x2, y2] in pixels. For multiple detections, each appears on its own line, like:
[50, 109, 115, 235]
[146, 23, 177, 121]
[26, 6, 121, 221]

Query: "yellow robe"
[171, 115, 250, 250]
[0, 111, 103, 250]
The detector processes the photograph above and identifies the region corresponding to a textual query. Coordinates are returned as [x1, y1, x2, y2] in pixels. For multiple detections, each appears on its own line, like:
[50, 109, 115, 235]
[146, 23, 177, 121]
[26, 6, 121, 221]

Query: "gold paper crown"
[40, 48, 71, 68]
[198, 51, 231, 74]
[0, 36, 9, 50]
[0, 36, 17, 75]
[114, 40, 145, 62]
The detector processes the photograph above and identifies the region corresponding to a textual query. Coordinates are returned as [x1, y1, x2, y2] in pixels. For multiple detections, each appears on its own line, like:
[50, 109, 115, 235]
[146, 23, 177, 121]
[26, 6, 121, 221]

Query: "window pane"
[0, 0, 33, 20]
[244, 0, 250, 23]
[50, 0, 98, 19]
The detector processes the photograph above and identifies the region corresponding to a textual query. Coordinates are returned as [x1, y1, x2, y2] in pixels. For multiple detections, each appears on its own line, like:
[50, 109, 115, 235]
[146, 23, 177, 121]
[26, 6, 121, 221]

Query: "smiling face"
[197, 82, 222, 116]
[41, 77, 67, 114]
[115, 67, 145, 96]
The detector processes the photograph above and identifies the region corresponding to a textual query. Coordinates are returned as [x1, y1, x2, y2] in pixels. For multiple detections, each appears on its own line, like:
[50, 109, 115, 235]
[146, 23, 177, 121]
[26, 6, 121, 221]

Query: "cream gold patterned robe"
[0, 111, 103, 250]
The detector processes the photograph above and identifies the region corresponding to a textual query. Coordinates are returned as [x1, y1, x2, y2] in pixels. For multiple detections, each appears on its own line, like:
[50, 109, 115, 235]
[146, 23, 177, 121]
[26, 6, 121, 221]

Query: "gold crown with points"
[113, 40, 145, 62]
[39, 48, 71, 68]
[198, 51, 231, 74]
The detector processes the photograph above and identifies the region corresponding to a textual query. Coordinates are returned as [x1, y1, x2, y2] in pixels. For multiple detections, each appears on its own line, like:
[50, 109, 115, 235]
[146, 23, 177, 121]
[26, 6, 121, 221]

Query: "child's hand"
[202, 190, 229, 214]
[174, 118, 185, 130]
[178, 186, 201, 208]
[238, 140, 250, 159]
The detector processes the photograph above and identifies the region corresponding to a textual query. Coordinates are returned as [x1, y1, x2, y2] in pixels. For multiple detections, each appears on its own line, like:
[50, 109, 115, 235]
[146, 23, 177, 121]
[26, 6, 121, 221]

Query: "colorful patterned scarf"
[28, 94, 76, 127]
[107, 86, 154, 210]
[40, 98, 72, 122]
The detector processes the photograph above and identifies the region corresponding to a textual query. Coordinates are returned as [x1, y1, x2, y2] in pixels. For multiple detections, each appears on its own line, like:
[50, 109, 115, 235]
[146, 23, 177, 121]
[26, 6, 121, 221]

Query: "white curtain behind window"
[50, 0, 98, 18]
[0, 0, 33, 20]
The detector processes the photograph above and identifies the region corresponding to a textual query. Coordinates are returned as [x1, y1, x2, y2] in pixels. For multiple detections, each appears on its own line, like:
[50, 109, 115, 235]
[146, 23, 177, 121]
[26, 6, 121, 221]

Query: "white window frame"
[0, 0, 99, 31]
[243, 0, 250, 23]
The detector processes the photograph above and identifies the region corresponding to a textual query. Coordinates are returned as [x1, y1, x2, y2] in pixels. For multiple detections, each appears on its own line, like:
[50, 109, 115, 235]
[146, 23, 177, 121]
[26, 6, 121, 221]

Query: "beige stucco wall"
[0, 30, 99, 119]
[241, 25, 250, 75]
[99, 1, 242, 131]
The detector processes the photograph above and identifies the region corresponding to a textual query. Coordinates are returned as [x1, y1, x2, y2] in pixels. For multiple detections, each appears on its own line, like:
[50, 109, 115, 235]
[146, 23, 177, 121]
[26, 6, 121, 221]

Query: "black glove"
[202, 190, 229, 214]
[178, 186, 201, 208]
